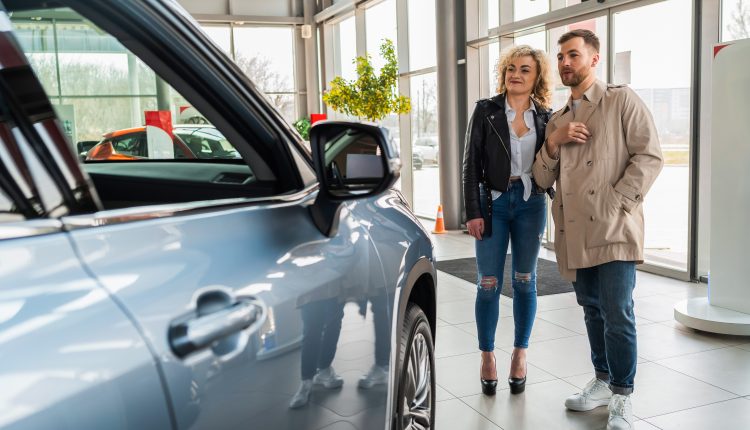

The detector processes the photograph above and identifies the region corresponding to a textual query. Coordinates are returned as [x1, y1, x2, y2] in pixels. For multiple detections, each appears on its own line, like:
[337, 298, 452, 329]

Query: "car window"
[174, 127, 240, 159]
[112, 136, 143, 157]
[10, 8, 248, 165]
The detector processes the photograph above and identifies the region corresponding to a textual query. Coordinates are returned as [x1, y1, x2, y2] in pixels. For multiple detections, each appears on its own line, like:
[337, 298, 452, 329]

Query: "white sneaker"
[358, 365, 389, 389]
[564, 377, 612, 411]
[289, 380, 312, 409]
[607, 394, 633, 430]
[313, 366, 344, 389]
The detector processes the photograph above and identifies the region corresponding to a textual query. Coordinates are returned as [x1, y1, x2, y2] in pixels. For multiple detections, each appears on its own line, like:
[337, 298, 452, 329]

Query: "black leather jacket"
[462, 94, 553, 236]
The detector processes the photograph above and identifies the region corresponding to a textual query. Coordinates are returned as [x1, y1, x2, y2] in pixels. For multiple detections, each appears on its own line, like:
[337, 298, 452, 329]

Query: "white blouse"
[491, 98, 537, 202]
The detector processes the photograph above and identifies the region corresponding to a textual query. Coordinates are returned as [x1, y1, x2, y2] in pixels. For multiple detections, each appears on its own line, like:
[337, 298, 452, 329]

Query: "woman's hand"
[466, 218, 485, 240]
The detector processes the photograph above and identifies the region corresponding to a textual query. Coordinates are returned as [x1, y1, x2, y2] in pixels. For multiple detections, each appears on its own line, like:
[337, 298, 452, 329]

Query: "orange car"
[85, 126, 196, 161]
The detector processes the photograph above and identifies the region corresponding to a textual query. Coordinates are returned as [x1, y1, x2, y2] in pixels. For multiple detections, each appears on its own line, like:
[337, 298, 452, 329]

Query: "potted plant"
[323, 39, 410, 122]
[293, 117, 311, 140]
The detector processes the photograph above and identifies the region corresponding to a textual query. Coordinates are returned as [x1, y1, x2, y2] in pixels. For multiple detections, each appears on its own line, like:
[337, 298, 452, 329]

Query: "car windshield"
[174, 127, 240, 159]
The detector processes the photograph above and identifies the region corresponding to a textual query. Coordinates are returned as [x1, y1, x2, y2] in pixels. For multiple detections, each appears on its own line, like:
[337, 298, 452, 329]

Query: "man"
[532, 29, 663, 430]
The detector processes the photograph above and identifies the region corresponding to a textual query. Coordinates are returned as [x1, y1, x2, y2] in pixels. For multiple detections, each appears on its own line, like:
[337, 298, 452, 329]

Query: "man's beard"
[561, 69, 584, 87]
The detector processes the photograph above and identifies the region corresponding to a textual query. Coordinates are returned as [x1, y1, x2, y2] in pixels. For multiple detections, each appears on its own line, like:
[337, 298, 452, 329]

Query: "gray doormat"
[436, 257, 574, 297]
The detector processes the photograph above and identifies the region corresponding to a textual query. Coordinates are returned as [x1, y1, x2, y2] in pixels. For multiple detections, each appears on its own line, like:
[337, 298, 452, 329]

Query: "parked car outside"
[412, 151, 424, 170]
[84, 125, 240, 161]
[0, 2, 437, 430]
[413, 136, 439, 164]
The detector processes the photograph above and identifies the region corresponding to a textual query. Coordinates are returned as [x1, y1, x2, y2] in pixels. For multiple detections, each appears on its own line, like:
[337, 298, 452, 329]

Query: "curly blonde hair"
[495, 45, 552, 110]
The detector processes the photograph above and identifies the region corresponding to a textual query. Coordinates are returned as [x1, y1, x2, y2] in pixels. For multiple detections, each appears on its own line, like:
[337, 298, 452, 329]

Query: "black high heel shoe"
[508, 375, 526, 394]
[481, 378, 498, 396]
[480, 354, 497, 396]
[508, 353, 527, 394]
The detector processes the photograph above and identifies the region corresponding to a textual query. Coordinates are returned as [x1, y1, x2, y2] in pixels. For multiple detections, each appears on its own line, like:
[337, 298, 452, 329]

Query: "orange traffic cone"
[432, 204, 446, 234]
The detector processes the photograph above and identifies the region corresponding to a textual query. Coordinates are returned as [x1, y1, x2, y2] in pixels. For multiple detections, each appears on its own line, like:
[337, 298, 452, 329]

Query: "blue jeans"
[300, 298, 345, 379]
[475, 181, 547, 351]
[574, 261, 637, 395]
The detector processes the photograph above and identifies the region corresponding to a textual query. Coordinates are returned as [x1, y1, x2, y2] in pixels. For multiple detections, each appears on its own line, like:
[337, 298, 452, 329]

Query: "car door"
[5, 1, 392, 429]
[0, 39, 171, 429]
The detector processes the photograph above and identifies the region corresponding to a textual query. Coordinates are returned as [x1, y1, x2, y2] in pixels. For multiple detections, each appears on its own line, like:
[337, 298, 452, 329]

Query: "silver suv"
[0, 1, 436, 429]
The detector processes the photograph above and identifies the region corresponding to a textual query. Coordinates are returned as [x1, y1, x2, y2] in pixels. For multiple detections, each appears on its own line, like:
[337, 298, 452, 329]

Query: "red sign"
[310, 113, 327, 124]
[144, 110, 174, 139]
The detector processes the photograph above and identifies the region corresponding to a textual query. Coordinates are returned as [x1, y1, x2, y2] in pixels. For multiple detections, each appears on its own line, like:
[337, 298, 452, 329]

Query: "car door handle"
[169, 299, 263, 358]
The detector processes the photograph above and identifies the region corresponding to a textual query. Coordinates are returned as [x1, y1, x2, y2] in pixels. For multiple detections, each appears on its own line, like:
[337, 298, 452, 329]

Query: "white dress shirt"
[491, 98, 537, 202]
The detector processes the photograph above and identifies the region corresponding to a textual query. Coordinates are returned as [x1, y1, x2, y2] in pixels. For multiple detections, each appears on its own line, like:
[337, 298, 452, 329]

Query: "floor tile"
[435, 383, 456, 402]
[455, 316, 578, 349]
[461, 379, 609, 430]
[435, 325, 478, 358]
[434, 398, 500, 430]
[633, 271, 693, 297]
[437, 285, 476, 304]
[536, 307, 588, 335]
[636, 323, 732, 361]
[502, 335, 594, 378]
[662, 323, 750, 346]
[656, 346, 750, 396]
[535, 292, 579, 312]
[437, 272, 476, 294]
[645, 398, 750, 430]
[633, 294, 684, 322]
[436, 350, 556, 398]
[629, 362, 735, 418]
[437, 299, 477, 325]
[634, 420, 662, 429]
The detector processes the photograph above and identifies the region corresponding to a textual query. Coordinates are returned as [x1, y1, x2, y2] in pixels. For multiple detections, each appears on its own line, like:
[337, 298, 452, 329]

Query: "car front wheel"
[396, 303, 435, 429]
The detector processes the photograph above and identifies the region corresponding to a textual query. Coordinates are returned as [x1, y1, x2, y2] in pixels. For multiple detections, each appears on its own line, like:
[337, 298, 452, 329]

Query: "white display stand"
[674, 39, 750, 335]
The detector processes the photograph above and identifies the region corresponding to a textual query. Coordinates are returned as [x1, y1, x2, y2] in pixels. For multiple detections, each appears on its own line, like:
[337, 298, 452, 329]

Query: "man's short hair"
[558, 29, 600, 53]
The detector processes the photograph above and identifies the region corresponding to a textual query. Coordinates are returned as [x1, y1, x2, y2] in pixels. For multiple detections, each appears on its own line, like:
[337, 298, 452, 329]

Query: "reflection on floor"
[423, 220, 750, 430]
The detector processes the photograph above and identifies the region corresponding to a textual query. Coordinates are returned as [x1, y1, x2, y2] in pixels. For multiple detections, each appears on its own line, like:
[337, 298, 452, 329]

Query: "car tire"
[396, 303, 435, 429]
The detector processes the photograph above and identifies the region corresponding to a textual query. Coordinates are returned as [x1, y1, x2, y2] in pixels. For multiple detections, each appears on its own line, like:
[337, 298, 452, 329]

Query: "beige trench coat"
[532, 80, 664, 281]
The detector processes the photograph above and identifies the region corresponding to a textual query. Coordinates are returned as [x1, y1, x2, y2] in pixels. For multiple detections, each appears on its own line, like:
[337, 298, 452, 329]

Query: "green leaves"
[293, 117, 311, 140]
[323, 39, 411, 122]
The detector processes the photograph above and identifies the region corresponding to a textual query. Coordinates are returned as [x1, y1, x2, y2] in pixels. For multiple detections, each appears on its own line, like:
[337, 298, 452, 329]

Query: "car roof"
[104, 126, 146, 139]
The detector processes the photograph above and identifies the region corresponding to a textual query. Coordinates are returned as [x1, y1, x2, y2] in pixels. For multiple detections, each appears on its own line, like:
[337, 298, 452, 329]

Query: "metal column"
[435, 0, 461, 229]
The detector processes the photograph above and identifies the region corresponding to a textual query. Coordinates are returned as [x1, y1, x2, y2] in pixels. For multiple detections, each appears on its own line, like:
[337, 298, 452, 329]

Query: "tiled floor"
[423, 223, 750, 430]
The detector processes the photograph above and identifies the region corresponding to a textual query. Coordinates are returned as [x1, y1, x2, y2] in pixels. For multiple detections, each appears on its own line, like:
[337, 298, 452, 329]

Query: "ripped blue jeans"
[475, 181, 547, 351]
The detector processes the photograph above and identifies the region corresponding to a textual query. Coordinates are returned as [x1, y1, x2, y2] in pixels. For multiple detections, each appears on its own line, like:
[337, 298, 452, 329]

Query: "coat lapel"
[551, 106, 574, 133]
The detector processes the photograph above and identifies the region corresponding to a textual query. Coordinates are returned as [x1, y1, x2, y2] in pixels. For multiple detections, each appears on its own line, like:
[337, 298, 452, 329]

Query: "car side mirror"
[308, 121, 401, 236]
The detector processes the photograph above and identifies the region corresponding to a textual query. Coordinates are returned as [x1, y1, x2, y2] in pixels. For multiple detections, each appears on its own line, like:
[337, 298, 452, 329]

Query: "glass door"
[611, 0, 692, 274]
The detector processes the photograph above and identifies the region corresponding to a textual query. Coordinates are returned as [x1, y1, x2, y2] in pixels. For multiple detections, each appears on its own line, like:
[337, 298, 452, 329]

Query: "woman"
[462, 45, 553, 396]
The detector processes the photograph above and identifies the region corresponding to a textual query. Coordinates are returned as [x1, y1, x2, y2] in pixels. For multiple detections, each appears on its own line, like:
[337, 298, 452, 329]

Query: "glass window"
[201, 25, 232, 55]
[366, 0, 398, 73]
[511, 0, 549, 23]
[335, 16, 358, 82]
[11, 9, 243, 163]
[233, 26, 295, 93]
[487, 42, 500, 98]
[11, 20, 58, 96]
[721, 0, 750, 42]
[408, 0, 437, 70]
[515, 29, 546, 50]
[410, 73, 439, 217]
[551, 0, 583, 11]
[613, 0, 692, 271]
[487, 0, 499, 30]
[547, 16, 608, 111]
[263, 93, 296, 124]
